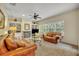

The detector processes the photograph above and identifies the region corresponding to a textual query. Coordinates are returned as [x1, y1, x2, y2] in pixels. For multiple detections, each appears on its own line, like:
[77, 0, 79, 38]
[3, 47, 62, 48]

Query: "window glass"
[39, 21, 64, 35]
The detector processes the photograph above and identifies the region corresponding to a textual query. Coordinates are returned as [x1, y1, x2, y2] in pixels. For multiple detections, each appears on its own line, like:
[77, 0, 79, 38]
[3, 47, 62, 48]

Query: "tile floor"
[35, 40, 78, 56]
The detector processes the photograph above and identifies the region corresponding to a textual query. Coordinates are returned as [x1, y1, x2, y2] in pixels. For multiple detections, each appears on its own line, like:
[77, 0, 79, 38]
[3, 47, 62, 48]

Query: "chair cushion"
[4, 37, 18, 51]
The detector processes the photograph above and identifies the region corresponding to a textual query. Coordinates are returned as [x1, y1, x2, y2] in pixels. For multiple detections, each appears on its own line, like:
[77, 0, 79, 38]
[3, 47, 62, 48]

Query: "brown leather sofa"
[0, 35, 37, 56]
[42, 32, 61, 44]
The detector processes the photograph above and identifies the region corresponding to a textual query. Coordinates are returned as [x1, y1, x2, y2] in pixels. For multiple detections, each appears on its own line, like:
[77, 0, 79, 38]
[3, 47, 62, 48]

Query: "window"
[39, 21, 64, 35]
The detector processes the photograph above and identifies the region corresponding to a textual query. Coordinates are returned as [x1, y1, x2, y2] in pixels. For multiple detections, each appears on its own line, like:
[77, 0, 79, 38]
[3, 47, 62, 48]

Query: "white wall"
[37, 9, 79, 45]
[63, 9, 78, 45]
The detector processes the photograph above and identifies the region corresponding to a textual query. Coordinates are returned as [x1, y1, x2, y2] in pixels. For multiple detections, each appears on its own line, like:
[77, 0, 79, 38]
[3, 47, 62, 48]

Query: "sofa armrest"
[44, 35, 56, 40]
[1, 45, 37, 56]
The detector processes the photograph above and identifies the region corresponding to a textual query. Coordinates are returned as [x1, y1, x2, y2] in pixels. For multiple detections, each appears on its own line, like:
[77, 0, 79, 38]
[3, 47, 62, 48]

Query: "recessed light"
[22, 14, 25, 16]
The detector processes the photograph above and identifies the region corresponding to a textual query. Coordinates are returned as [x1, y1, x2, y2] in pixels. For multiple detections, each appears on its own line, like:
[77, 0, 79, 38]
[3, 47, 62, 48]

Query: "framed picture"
[24, 24, 30, 30]
[9, 22, 16, 27]
[9, 22, 21, 32]
[16, 23, 21, 32]
[23, 31, 31, 38]
[0, 9, 5, 29]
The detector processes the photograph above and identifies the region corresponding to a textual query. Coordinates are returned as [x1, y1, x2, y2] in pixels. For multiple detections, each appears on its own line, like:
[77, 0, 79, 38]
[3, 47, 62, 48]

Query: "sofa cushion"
[16, 40, 26, 47]
[46, 32, 61, 37]
[4, 37, 18, 51]
[2, 45, 37, 56]
[43, 32, 61, 44]
[46, 32, 54, 37]
[16, 40, 35, 48]
[0, 40, 8, 55]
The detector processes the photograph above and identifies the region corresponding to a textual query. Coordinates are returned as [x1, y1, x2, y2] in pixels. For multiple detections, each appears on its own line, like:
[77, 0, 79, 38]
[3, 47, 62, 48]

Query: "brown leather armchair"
[42, 32, 61, 44]
[0, 35, 37, 56]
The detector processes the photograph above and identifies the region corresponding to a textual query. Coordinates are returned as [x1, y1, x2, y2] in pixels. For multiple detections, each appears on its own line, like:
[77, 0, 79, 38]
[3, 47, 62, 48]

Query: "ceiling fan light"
[22, 14, 25, 17]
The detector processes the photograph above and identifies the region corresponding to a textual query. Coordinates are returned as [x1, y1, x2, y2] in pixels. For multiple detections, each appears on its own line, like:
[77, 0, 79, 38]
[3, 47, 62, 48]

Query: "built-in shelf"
[8, 19, 32, 39]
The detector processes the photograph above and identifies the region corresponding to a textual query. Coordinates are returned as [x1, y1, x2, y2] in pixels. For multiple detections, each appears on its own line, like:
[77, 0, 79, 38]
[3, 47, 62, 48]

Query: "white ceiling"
[1, 3, 79, 21]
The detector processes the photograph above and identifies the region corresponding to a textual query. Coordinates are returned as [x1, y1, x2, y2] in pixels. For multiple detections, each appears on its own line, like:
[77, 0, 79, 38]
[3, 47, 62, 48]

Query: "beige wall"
[38, 9, 79, 45]
[77, 9, 79, 47]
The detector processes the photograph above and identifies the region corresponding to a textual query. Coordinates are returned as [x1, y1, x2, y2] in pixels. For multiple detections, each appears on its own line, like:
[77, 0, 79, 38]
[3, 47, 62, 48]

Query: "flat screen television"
[32, 29, 39, 34]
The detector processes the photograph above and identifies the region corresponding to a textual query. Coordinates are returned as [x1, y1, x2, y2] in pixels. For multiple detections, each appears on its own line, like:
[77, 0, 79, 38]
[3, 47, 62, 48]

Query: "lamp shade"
[9, 26, 17, 31]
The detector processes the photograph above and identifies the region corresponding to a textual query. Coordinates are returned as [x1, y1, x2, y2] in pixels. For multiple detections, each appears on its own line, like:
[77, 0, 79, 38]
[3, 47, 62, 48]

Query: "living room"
[0, 3, 79, 56]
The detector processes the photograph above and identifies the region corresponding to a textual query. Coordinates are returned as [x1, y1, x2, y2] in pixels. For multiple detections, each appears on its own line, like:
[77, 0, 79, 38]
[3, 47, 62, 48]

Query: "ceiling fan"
[29, 12, 41, 20]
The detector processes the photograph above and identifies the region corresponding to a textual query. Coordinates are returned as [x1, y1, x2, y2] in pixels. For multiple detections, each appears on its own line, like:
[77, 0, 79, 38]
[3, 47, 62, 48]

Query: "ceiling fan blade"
[34, 13, 37, 15]
[29, 12, 41, 20]
[34, 16, 37, 19]
[34, 13, 39, 16]
[37, 17, 42, 19]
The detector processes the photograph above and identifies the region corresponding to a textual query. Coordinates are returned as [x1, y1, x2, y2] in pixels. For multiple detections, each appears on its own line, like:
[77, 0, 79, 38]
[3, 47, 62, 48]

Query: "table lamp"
[9, 26, 17, 38]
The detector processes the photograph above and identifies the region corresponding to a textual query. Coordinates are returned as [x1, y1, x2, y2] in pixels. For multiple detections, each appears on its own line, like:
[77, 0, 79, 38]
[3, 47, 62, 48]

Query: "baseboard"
[61, 41, 78, 49]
